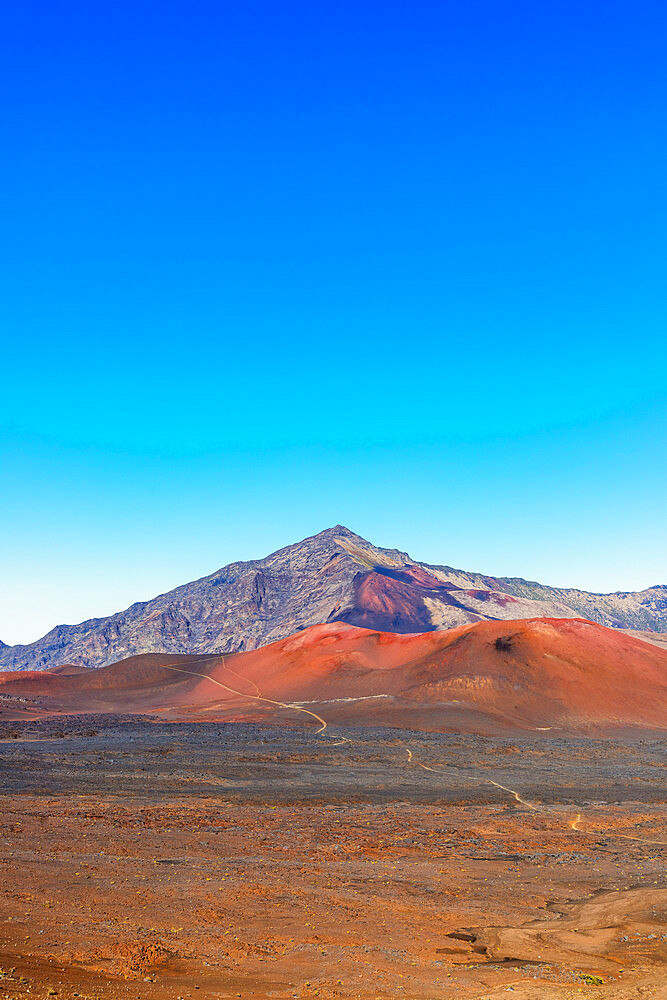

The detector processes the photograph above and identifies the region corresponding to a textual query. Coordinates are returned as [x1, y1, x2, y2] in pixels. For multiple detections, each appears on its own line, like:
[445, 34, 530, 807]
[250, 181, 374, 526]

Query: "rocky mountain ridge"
[1, 525, 665, 671]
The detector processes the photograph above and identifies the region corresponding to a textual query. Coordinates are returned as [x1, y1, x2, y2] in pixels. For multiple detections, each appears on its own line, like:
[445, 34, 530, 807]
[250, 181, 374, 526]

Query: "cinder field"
[1, 717, 666, 999]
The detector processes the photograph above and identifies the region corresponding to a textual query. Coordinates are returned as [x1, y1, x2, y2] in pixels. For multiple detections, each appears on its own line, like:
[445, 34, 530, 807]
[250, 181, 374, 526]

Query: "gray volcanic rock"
[623, 629, 667, 651]
[0, 525, 665, 671]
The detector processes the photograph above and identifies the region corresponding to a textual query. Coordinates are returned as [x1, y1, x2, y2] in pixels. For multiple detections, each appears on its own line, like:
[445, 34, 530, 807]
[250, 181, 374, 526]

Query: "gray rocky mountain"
[1, 525, 665, 671]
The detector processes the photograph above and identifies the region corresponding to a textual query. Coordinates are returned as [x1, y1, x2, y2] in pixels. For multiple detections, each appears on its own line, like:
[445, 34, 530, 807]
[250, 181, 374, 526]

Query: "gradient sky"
[2, 1, 666, 645]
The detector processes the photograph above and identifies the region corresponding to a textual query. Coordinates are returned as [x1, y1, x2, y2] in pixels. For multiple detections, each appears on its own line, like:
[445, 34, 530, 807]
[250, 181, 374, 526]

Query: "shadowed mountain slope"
[1, 525, 665, 671]
[1, 618, 665, 735]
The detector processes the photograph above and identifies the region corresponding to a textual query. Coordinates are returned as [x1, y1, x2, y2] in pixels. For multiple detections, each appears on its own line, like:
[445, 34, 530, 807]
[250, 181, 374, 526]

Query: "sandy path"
[161, 661, 667, 852]
[160, 659, 330, 734]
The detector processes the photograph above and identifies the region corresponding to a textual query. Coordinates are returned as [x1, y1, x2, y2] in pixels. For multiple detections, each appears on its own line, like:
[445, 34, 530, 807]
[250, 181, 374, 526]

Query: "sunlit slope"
[1, 618, 665, 734]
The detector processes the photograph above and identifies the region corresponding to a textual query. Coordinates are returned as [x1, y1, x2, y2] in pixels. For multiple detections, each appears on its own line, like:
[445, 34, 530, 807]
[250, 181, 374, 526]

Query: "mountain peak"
[288, 525, 368, 550]
[1, 527, 665, 672]
[313, 524, 359, 538]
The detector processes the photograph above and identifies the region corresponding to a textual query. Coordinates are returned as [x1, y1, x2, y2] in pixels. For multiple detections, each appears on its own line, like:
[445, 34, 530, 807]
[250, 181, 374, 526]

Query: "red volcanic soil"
[1, 618, 666, 734]
[337, 565, 490, 632]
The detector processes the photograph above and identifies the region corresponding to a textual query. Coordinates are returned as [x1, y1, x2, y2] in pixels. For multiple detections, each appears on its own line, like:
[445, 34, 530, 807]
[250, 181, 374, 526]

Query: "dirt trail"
[486, 778, 538, 810]
[402, 745, 539, 808]
[222, 661, 261, 697]
[570, 815, 667, 847]
[408, 752, 667, 847]
[402, 743, 667, 847]
[160, 658, 330, 734]
[164, 658, 667, 852]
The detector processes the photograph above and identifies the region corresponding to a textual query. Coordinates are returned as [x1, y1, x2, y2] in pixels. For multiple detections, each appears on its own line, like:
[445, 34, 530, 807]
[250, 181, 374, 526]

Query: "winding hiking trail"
[406, 753, 539, 805]
[485, 778, 538, 810]
[222, 662, 261, 697]
[568, 812, 667, 847]
[408, 756, 667, 847]
[404, 752, 667, 844]
[159, 656, 667, 848]
[159, 656, 333, 735]
[164, 661, 573, 830]
[161, 662, 540, 809]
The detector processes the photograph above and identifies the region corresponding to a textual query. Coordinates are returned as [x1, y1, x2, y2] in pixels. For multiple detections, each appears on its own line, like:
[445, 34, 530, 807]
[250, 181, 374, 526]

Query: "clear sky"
[1, 1, 666, 645]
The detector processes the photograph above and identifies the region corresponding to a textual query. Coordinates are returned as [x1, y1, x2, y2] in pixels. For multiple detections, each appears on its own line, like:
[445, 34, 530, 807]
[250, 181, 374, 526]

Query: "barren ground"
[0, 717, 666, 999]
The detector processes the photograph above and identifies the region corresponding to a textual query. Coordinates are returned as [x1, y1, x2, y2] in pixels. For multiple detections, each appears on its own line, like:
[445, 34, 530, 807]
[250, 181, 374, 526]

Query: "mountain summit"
[1, 525, 665, 671]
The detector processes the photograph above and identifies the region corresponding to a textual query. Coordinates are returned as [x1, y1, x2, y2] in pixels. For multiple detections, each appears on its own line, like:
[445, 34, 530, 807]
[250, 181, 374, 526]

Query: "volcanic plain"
[1, 618, 666, 999]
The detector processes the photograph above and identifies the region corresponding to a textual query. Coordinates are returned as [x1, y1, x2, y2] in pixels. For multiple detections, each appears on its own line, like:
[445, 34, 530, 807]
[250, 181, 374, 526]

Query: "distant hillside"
[2, 618, 666, 735]
[0, 525, 665, 672]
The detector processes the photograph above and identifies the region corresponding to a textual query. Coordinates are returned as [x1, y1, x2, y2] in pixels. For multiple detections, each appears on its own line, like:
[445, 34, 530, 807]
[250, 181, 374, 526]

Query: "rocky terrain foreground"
[0, 717, 666, 1000]
[1, 526, 666, 671]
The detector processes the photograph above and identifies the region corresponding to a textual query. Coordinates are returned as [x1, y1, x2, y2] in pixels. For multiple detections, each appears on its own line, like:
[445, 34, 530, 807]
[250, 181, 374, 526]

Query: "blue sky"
[1, 1, 666, 644]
